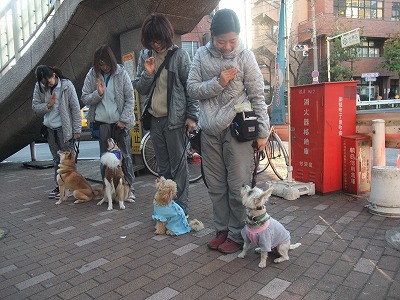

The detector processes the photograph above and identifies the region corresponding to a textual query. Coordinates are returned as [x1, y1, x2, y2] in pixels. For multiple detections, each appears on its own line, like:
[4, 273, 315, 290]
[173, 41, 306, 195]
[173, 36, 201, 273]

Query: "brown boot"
[218, 238, 243, 254]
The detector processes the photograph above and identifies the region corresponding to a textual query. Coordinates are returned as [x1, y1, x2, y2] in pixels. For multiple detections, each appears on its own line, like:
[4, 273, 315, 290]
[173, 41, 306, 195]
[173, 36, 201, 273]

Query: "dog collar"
[245, 212, 270, 226]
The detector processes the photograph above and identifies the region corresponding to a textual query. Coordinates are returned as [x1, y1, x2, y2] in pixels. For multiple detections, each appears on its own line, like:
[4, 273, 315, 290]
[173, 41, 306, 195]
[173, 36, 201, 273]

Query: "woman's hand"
[116, 121, 126, 129]
[219, 68, 237, 87]
[97, 78, 104, 96]
[47, 92, 56, 109]
[255, 137, 267, 152]
[74, 133, 81, 140]
[144, 57, 156, 75]
[185, 118, 197, 132]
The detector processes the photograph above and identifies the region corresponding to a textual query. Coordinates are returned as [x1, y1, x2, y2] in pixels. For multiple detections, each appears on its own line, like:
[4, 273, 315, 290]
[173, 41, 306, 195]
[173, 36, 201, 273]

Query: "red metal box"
[290, 82, 357, 193]
[342, 135, 371, 194]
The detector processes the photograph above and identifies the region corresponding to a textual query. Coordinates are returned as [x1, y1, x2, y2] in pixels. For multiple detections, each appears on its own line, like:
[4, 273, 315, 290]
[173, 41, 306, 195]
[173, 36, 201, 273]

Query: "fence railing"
[357, 99, 400, 110]
[0, 0, 63, 78]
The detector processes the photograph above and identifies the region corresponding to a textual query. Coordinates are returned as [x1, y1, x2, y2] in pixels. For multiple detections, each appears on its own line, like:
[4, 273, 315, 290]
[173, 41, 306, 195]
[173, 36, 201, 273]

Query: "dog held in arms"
[56, 150, 103, 205]
[97, 138, 130, 210]
[238, 185, 301, 268]
[152, 177, 204, 236]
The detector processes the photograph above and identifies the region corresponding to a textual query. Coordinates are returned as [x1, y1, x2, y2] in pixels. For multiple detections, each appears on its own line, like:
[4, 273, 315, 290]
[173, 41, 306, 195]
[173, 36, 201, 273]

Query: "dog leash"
[74, 138, 80, 164]
[251, 142, 261, 188]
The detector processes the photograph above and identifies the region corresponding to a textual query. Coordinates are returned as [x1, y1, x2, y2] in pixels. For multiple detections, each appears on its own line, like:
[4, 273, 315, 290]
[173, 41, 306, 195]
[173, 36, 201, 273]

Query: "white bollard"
[368, 166, 400, 217]
[372, 119, 385, 166]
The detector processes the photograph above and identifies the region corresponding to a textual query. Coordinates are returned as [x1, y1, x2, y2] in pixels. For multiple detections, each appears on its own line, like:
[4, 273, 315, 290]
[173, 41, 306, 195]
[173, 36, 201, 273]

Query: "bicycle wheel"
[186, 142, 203, 183]
[141, 133, 158, 176]
[266, 132, 289, 180]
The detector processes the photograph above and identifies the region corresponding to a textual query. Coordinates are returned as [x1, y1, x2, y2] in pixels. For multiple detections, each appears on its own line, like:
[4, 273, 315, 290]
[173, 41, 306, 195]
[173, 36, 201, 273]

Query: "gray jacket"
[187, 40, 269, 137]
[32, 79, 82, 142]
[81, 64, 135, 129]
[133, 46, 199, 130]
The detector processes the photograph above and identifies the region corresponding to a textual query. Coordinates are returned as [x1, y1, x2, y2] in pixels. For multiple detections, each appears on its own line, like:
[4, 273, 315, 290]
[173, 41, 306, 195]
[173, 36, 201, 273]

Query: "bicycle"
[140, 131, 203, 183]
[256, 126, 289, 180]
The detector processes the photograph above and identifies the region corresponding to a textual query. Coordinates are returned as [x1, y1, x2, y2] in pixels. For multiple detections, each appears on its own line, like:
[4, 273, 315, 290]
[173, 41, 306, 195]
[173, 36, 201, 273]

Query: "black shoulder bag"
[140, 48, 177, 131]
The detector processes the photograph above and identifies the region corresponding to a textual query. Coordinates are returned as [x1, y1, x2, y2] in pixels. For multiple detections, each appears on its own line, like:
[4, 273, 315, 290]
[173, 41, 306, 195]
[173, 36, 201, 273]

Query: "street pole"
[311, 0, 318, 75]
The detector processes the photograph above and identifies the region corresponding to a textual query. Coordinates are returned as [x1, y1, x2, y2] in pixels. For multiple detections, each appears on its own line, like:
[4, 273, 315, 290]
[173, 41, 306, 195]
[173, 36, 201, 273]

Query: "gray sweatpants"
[47, 127, 74, 188]
[201, 127, 254, 244]
[150, 116, 189, 214]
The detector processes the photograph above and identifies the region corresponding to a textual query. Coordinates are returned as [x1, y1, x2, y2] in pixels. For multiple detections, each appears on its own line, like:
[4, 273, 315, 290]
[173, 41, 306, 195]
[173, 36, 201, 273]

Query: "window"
[334, 0, 383, 20]
[393, 2, 400, 21]
[182, 41, 199, 60]
[357, 40, 380, 57]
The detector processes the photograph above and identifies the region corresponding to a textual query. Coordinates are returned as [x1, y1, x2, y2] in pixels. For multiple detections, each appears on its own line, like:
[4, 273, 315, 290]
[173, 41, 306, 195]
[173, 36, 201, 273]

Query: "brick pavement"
[0, 160, 400, 299]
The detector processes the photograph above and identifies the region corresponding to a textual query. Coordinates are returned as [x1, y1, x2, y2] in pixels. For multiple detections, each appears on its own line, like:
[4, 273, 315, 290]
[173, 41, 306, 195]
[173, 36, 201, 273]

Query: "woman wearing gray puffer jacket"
[187, 9, 269, 254]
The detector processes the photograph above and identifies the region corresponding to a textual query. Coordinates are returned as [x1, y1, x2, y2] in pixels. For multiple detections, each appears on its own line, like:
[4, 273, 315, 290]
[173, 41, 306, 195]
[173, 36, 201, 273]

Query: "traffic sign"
[293, 44, 309, 51]
[361, 72, 380, 78]
[365, 77, 377, 82]
[312, 70, 319, 77]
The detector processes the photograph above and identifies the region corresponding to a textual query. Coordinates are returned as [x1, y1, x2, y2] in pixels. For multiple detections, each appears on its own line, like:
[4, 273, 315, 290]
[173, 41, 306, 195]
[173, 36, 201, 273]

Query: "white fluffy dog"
[238, 185, 301, 268]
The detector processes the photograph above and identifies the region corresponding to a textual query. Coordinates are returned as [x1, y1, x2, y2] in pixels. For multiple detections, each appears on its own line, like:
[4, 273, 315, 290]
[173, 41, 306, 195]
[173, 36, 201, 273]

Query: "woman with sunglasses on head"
[81, 44, 136, 202]
[133, 13, 199, 216]
[32, 65, 82, 201]
[187, 9, 270, 254]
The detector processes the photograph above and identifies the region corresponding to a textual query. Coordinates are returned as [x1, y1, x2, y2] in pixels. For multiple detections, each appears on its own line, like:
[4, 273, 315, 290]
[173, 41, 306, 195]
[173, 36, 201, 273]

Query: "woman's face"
[41, 73, 57, 88]
[151, 40, 166, 53]
[99, 60, 111, 74]
[213, 32, 239, 54]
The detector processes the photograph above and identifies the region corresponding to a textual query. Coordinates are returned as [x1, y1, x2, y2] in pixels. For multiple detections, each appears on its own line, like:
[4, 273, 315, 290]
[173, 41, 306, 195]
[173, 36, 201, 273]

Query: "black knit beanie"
[210, 8, 241, 36]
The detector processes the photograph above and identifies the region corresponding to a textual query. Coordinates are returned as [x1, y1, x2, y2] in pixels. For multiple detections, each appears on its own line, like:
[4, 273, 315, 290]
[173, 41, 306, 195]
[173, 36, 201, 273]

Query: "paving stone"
[15, 271, 55, 290]
[76, 258, 110, 274]
[258, 278, 291, 299]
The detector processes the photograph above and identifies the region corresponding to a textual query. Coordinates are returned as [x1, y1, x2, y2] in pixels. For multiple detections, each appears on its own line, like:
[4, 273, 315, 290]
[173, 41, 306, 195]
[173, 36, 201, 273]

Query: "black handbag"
[140, 48, 177, 131]
[230, 111, 259, 142]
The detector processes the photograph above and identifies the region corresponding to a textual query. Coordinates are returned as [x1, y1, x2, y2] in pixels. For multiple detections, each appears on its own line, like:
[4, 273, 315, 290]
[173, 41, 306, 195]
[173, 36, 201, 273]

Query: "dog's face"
[155, 176, 177, 206]
[57, 150, 74, 165]
[241, 185, 273, 209]
[107, 138, 119, 151]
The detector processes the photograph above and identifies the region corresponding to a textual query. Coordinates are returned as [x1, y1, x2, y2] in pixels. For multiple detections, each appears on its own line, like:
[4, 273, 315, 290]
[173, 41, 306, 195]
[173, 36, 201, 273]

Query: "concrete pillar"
[372, 119, 385, 166]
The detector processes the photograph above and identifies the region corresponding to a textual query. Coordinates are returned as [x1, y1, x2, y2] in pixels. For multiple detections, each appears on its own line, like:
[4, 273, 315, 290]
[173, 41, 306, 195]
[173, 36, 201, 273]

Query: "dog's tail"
[290, 243, 301, 250]
[100, 152, 120, 169]
[189, 219, 204, 232]
[92, 187, 104, 200]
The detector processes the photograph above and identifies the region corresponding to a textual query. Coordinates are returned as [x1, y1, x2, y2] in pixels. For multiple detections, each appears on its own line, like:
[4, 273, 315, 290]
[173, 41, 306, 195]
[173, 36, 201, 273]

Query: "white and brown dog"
[152, 176, 204, 236]
[97, 138, 130, 211]
[238, 185, 301, 268]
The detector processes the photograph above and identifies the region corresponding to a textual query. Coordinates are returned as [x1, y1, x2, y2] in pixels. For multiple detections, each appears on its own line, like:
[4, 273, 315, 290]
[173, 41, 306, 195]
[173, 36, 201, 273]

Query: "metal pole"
[311, 0, 318, 74]
[29, 142, 37, 161]
[284, 0, 294, 182]
[327, 38, 331, 82]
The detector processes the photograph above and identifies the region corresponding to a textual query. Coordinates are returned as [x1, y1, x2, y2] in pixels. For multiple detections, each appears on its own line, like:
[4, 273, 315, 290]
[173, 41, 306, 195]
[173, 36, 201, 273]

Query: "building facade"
[251, 0, 400, 99]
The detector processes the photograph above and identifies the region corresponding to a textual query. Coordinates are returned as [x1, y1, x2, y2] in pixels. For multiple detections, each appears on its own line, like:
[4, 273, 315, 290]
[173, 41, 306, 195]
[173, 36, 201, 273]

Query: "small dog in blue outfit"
[152, 177, 204, 235]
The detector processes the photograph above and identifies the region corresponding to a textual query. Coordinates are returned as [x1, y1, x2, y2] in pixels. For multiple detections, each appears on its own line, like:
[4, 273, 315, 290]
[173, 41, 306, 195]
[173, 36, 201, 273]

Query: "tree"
[382, 33, 400, 95]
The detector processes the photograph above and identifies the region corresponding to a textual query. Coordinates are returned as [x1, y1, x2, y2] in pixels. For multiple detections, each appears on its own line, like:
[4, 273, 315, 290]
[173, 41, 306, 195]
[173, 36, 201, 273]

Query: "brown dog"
[56, 150, 103, 205]
[96, 138, 130, 210]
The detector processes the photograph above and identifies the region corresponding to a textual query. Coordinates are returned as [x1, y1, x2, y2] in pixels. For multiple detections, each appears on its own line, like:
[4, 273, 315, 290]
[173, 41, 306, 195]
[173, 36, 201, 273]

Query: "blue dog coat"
[152, 200, 191, 235]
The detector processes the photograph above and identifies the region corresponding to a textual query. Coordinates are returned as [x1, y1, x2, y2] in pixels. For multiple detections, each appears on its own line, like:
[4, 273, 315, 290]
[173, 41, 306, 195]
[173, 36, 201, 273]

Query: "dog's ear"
[259, 187, 273, 204]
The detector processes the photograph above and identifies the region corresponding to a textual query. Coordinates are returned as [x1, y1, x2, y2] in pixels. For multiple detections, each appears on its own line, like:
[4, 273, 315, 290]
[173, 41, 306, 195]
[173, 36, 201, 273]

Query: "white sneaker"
[126, 192, 136, 203]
